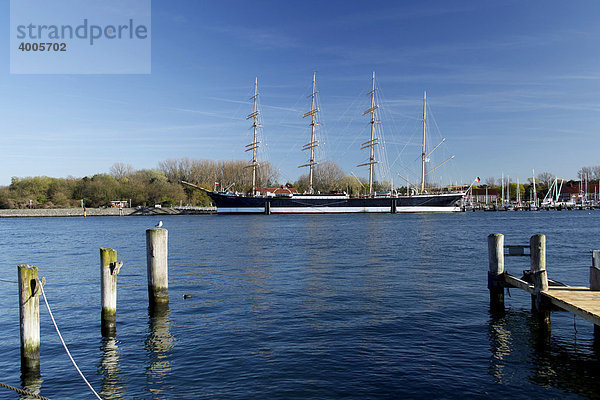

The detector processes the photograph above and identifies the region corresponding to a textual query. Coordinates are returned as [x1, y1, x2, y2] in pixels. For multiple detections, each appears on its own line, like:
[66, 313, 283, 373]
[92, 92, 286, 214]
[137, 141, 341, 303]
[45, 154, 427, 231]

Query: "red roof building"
[469, 188, 499, 203]
[558, 183, 599, 203]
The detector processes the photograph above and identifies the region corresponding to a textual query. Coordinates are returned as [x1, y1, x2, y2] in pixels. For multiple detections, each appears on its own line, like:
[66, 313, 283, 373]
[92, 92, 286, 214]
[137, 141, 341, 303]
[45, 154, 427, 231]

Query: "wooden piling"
[100, 247, 122, 337]
[146, 228, 168, 305]
[591, 250, 600, 336]
[590, 250, 600, 290]
[18, 264, 40, 373]
[487, 233, 505, 310]
[530, 234, 550, 328]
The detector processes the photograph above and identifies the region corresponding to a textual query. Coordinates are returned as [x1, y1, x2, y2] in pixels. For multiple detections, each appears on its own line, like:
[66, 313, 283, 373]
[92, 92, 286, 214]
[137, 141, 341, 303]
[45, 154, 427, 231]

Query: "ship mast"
[299, 72, 319, 194]
[358, 72, 379, 196]
[420, 91, 427, 193]
[245, 78, 260, 196]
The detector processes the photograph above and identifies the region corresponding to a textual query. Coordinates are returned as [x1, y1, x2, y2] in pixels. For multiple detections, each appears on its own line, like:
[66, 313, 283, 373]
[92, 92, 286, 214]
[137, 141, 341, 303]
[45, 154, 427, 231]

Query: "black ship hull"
[206, 192, 464, 214]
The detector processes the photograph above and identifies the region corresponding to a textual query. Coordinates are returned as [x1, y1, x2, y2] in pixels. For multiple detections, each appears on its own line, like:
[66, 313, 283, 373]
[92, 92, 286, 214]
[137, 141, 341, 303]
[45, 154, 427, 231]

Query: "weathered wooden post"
[530, 234, 550, 329]
[100, 247, 122, 337]
[590, 250, 600, 290]
[591, 250, 600, 337]
[18, 264, 40, 373]
[487, 233, 505, 311]
[146, 228, 168, 306]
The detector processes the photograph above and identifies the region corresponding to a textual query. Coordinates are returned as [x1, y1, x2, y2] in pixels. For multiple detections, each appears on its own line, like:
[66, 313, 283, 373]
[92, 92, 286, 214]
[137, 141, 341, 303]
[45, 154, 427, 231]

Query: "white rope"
[40, 284, 103, 400]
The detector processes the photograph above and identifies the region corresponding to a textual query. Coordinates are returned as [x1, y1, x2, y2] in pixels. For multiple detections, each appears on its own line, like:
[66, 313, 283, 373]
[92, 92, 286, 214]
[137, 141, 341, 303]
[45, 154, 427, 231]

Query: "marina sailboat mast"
[246, 78, 260, 196]
[299, 72, 319, 194]
[420, 91, 427, 193]
[358, 72, 379, 196]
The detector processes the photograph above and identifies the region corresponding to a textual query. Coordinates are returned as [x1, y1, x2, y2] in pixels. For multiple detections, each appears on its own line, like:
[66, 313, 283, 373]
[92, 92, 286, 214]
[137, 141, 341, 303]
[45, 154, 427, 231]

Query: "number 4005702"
[18, 42, 67, 51]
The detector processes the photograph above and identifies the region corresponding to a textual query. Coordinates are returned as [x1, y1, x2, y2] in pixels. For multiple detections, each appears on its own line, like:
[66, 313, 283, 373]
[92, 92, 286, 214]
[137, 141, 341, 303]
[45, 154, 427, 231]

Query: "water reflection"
[487, 314, 514, 383]
[145, 304, 174, 398]
[238, 216, 273, 316]
[302, 216, 335, 344]
[98, 337, 123, 400]
[20, 368, 42, 400]
[488, 311, 600, 396]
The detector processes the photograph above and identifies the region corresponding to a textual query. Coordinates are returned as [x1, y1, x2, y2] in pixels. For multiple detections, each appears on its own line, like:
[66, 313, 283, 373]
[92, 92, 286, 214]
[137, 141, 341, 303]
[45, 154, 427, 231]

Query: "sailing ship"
[184, 74, 464, 214]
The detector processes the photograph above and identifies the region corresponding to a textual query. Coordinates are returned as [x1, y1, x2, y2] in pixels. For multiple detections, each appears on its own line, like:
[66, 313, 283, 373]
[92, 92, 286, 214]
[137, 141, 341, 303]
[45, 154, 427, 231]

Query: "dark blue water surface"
[1, 211, 600, 399]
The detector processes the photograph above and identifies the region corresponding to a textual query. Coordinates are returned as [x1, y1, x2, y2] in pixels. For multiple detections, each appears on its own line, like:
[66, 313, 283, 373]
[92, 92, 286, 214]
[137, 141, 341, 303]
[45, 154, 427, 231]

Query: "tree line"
[0, 158, 395, 209]
[0, 169, 188, 209]
[159, 158, 391, 195]
[0, 159, 253, 209]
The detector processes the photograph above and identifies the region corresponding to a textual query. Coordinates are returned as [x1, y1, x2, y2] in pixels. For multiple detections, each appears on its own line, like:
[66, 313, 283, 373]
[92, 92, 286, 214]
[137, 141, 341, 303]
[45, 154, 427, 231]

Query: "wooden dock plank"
[503, 273, 600, 326]
[504, 274, 534, 293]
[544, 288, 600, 326]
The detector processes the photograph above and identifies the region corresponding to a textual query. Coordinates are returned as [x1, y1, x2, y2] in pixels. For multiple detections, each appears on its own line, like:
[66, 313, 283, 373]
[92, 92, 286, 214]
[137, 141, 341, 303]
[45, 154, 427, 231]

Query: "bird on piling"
[155, 221, 163, 228]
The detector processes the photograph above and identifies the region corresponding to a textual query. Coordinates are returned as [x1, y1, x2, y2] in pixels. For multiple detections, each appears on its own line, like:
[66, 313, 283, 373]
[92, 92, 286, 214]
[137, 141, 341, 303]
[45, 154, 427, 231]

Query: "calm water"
[1, 211, 600, 399]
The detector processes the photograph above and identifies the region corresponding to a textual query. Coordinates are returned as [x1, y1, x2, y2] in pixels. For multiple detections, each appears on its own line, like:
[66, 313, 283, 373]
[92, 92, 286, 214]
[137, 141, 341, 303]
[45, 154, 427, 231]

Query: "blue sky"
[2, 0, 600, 186]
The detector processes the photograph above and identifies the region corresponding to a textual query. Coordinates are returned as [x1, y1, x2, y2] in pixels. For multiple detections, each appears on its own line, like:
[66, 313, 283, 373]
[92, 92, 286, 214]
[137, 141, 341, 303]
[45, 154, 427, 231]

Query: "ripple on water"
[0, 212, 599, 398]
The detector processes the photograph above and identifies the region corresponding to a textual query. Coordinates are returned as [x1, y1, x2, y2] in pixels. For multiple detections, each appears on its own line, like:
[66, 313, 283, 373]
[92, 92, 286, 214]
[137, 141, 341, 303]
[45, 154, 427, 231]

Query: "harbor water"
[1, 211, 600, 399]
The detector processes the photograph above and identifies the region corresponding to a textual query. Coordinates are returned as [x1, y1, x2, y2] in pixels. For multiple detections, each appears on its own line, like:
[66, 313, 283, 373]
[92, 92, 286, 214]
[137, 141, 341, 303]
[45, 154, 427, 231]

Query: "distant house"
[558, 183, 599, 203]
[470, 188, 498, 203]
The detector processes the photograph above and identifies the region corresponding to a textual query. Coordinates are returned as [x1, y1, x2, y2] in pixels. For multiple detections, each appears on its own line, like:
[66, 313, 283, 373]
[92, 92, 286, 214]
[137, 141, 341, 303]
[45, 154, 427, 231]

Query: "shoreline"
[0, 207, 216, 218]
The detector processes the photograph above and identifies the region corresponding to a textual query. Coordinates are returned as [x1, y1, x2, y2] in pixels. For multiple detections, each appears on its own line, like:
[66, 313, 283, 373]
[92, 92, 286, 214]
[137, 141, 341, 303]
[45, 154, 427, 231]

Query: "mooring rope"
[0, 381, 52, 400]
[0, 278, 18, 283]
[39, 284, 103, 400]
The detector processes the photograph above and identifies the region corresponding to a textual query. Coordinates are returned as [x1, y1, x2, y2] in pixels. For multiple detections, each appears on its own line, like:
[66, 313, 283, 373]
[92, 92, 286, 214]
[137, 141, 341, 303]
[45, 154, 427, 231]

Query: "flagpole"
[465, 177, 480, 199]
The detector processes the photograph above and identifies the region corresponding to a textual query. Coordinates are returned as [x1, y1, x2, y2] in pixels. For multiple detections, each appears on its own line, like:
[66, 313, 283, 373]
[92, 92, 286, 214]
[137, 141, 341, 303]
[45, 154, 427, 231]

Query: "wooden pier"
[488, 233, 600, 332]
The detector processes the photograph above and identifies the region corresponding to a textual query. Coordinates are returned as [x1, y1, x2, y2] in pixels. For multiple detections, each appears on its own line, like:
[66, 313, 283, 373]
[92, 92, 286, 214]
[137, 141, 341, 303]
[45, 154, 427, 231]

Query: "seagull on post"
[155, 221, 163, 228]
